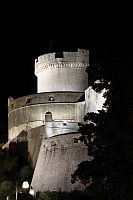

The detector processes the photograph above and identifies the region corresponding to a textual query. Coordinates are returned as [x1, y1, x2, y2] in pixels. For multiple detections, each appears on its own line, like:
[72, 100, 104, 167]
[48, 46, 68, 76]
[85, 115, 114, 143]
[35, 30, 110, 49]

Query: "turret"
[35, 49, 89, 93]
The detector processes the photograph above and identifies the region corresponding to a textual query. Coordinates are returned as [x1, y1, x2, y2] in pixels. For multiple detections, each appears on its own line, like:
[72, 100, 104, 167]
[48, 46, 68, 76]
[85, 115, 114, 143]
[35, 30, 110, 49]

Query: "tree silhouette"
[72, 52, 133, 200]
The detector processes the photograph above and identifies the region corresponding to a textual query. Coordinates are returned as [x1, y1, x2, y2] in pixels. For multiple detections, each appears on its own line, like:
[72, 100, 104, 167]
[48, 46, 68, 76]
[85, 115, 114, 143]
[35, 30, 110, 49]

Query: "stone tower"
[35, 48, 89, 93]
[7, 48, 92, 193]
[31, 49, 89, 192]
[6, 48, 106, 192]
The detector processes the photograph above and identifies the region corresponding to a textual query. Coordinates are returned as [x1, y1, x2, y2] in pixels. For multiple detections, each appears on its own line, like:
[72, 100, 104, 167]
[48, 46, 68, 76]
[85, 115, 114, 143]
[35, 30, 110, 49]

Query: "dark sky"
[1, 2, 90, 98]
[0, 2, 91, 139]
[1, 2, 133, 140]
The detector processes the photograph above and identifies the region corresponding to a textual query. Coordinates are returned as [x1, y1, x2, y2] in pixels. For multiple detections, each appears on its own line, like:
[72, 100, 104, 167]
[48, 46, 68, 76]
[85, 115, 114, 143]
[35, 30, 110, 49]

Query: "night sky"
[1, 2, 133, 141]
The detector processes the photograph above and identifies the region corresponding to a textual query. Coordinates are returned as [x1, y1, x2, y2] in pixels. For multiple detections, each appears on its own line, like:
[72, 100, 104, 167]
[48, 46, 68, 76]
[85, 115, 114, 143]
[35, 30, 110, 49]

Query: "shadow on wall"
[9, 130, 29, 164]
[8, 129, 43, 169]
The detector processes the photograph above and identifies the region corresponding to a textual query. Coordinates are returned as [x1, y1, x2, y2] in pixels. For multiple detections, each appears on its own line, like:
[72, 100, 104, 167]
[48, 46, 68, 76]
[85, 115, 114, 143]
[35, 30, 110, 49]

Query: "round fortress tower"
[6, 48, 93, 193]
[35, 49, 89, 93]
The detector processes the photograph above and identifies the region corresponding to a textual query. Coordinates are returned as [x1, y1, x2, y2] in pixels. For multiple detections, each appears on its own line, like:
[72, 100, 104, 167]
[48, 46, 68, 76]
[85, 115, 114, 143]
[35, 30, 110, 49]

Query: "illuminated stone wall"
[7, 49, 91, 193]
[45, 120, 79, 138]
[31, 133, 89, 192]
[35, 49, 89, 93]
[85, 87, 106, 113]
[27, 125, 45, 168]
[8, 92, 85, 140]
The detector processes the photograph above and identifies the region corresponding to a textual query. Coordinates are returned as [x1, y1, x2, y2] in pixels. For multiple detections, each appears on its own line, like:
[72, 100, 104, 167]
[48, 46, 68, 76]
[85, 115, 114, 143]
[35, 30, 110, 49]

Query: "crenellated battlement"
[35, 49, 89, 71]
[7, 47, 105, 193]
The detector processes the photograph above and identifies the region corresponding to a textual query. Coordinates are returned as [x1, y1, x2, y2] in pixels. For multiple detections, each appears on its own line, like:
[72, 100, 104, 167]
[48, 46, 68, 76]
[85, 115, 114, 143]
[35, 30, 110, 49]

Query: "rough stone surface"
[8, 92, 85, 141]
[4, 126, 44, 169]
[31, 132, 89, 192]
[35, 49, 89, 93]
[27, 126, 45, 168]
[7, 49, 102, 193]
[8, 92, 84, 111]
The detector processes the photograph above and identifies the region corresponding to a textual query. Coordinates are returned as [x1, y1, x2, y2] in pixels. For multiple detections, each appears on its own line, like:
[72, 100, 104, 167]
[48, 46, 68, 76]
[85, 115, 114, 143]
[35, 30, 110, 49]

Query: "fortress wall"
[8, 101, 85, 141]
[76, 101, 85, 123]
[8, 103, 77, 129]
[7, 126, 44, 169]
[31, 133, 89, 192]
[37, 67, 88, 93]
[45, 121, 79, 138]
[8, 121, 44, 141]
[8, 124, 27, 141]
[7, 49, 91, 194]
[27, 125, 45, 168]
[8, 92, 84, 111]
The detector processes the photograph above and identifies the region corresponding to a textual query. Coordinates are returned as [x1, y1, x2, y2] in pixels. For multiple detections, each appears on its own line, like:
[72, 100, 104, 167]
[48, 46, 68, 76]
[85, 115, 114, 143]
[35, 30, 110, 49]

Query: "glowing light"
[22, 181, 29, 189]
[29, 188, 35, 196]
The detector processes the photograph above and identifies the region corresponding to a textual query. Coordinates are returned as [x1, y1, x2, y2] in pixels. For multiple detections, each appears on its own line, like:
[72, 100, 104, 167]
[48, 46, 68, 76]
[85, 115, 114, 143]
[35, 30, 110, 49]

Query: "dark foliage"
[35, 190, 92, 200]
[0, 149, 33, 199]
[72, 53, 133, 199]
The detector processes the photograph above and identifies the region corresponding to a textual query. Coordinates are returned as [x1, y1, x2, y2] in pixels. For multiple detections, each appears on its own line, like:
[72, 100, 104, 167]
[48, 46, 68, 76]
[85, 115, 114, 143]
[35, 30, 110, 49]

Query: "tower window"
[63, 123, 67, 126]
[26, 98, 32, 104]
[49, 96, 54, 101]
[10, 103, 14, 109]
[78, 123, 82, 126]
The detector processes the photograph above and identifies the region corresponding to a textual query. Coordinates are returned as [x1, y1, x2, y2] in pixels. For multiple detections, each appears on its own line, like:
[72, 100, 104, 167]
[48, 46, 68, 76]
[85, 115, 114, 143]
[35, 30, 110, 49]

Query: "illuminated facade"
[7, 48, 105, 192]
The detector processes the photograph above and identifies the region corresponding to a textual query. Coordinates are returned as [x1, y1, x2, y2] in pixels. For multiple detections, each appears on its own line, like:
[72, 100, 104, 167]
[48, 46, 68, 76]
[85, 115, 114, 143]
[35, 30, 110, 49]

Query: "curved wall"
[37, 67, 88, 93]
[35, 49, 89, 93]
[8, 92, 85, 140]
[31, 133, 89, 192]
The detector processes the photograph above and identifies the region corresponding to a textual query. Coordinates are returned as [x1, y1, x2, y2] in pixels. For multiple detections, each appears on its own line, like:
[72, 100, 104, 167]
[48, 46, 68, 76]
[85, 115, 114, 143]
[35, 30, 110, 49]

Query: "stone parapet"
[35, 49, 89, 69]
